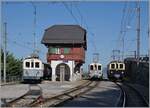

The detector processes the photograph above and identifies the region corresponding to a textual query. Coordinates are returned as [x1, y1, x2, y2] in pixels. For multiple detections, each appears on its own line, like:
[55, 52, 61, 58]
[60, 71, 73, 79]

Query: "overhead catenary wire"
[116, 1, 137, 60]
[62, 2, 98, 52]
[7, 38, 45, 55]
[62, 2, 79, 24]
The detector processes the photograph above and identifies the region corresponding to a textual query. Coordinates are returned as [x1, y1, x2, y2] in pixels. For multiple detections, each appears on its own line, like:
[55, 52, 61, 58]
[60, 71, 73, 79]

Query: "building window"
[64, 48, 70, 54]
[25, 62, 30, 68]
[56, 48, 60, 54]
[49, 47, 60, 54]
[35, 62, 39, 68]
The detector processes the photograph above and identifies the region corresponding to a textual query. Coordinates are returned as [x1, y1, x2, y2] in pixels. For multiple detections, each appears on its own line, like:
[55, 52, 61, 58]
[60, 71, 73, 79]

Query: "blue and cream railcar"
[23, 57, 44, 82]
[89, 63, 103, 79]
[107, 61, 125, 80]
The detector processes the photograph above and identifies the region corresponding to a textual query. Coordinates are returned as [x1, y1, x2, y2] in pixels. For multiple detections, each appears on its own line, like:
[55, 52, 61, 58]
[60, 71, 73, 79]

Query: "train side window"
[90, 65, 93, 70]
[25, 62, 30, 68]
[120, 64, 123, 69]
[35, 62, 39, 68]
[111, 64, 115, 69]
[31, 62, 34, 68]
[98, 65, 101, 70]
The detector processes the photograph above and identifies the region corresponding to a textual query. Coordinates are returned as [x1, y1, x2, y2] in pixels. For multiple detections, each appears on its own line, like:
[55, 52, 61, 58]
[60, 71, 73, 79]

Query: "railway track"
[7, 84, 43, 107]
[115, 82, 126, 107]
[31, 80, 99, 107]
[115, 82, 149, 107]
[124, 83, 149, 107]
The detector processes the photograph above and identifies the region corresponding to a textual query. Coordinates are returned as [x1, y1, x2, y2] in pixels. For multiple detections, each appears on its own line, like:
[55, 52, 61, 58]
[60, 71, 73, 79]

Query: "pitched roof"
[41, 25, 87, 48]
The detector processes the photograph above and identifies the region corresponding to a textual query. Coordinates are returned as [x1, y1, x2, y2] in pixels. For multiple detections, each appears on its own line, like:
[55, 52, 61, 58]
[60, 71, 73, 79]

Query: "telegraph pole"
[3, 22, 7, 83]
[136, 1, 140, 62]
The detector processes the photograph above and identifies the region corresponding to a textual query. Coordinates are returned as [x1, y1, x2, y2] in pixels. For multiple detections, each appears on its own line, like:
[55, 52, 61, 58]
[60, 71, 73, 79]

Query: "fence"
[1, 75, 22, 85]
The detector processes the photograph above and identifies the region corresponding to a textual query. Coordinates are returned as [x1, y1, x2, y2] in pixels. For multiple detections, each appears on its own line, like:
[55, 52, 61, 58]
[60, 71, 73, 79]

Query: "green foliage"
[1, 49, 22, 77]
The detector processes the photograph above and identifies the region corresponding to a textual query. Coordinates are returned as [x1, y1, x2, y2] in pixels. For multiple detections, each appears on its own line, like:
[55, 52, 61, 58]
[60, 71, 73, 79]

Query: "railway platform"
[1, 80, 88, 104]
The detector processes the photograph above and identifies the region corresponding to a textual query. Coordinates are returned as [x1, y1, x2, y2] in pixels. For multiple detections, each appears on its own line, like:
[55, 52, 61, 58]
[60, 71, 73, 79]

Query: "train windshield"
[31, 62, 34, 68]
[119, 64, 124, 69]
[25, 62, 30, 68]
[90, 65, 94, 70]
[111, 64, 115, 69]
[35, 62, 40, 68]
[98, 65, 101, 70]
[116, 63, 118, 69]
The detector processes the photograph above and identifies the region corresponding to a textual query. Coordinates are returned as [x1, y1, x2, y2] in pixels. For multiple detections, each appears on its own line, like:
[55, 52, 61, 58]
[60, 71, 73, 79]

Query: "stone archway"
[55, 63, 70, 81]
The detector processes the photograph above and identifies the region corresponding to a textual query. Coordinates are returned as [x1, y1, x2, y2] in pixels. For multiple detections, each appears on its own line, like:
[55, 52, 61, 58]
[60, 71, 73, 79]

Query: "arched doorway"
[55, 63, 70, 81]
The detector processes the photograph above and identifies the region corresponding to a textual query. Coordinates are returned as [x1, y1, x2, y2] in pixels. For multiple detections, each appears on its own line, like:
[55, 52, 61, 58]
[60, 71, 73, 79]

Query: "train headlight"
[121, 71, 124, 74]
[110, 71, 113, 74]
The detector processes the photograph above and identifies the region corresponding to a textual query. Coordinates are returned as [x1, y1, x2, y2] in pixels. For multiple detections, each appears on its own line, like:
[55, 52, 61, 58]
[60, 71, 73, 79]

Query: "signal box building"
[41, 25, 87, 81]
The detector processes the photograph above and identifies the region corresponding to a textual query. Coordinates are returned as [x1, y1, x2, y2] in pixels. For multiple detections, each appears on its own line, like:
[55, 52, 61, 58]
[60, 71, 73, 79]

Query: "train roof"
[89, 63, 102, 65]
[108, 60, 124, 64]
[23, 56, 42, 62]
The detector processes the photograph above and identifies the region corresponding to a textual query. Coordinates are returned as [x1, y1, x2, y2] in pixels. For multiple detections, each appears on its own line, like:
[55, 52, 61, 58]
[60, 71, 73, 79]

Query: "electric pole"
[122, 36, 124, 60]
[148, 0, 150, 66]
[93, 53, 99, 63]
[3, 22, 7, 83]
[31, 2, 36, 54]
[136, 1, 140, 62]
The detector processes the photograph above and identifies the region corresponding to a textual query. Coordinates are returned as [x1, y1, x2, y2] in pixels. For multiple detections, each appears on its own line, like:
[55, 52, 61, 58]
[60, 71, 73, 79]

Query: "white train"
[23, 56, 44, 82]
[88, 63, 103, 79]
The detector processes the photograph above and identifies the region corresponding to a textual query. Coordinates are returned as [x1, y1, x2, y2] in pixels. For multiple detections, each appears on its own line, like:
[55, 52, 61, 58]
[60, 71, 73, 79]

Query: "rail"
[115, 82, 126, 107]
[124, 83, 149, 106]
[30, 81, 99, 107]
[7, 84, 42, 107]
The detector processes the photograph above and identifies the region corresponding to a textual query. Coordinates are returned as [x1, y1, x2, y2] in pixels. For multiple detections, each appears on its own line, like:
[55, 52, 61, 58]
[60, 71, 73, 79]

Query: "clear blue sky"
[1, 1, 149, 71]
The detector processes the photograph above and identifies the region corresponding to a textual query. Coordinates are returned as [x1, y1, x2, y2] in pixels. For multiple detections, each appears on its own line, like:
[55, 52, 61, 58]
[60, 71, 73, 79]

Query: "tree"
[1, 49, 22, 80]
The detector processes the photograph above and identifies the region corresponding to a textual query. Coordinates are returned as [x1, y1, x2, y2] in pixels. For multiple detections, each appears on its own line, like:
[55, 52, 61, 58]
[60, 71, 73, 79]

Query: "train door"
[56, 63, 70, 81]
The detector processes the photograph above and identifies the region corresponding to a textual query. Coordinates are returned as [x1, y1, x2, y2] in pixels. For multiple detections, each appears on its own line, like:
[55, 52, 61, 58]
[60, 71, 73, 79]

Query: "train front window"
[90, 65, 93, 70]
[111, 64, 115, 69]
[120, 64, 123, 69]
[98, 65, 101, 70]
[35, 62, 39, 68]
[116, 63, 118, 69]
[31, 62, 34, 68]
[25, 62, 30, 68]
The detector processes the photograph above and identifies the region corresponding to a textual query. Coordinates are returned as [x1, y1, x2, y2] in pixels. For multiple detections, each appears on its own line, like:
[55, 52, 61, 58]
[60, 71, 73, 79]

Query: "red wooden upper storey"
[47, 47, 85, 62]
[41, 25, 87, 63]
